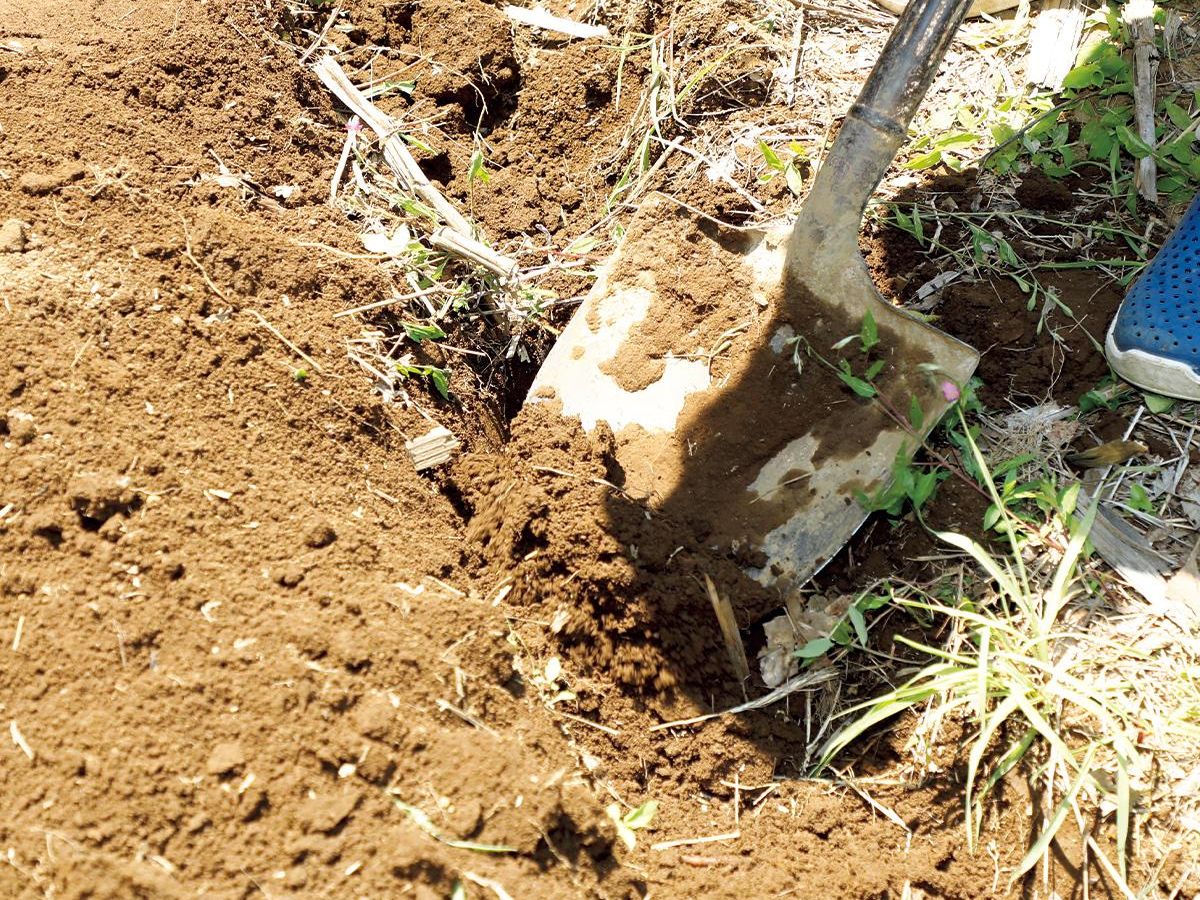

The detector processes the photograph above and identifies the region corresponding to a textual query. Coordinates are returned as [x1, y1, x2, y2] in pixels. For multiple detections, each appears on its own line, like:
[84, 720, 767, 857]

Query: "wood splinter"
[406, 425, 461, 471]
[704, 574, 750, 683]
[1124, 0, 1160, 203]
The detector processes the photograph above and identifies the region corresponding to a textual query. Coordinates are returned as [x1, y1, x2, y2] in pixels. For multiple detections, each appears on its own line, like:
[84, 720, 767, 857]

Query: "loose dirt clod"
[0, 218, 27, 252]
[304, 520, 338, 548]
[205, 741, 246, 776]
[17, 165, 85, 195]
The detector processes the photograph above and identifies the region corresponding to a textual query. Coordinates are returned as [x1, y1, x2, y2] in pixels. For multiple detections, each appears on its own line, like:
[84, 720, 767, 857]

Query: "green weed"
[816, 411, 1145, 887]
[913, 5, 1200, 210]
[757, 138, 807, 196]
[607, 800, 658, 851]
[395, 360, 451, 399]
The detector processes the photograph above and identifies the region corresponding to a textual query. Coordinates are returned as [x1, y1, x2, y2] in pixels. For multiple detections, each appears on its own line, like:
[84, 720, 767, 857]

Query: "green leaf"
[904, 149, 943, 171]
[403, 133, 436, 155]
[1164, 100, 1193, 131]
[830, 620, 852, 646]
[908, 395, 925, 430]
[838, 369, 877, 398]
[403, 322, 447, 343]
[857, 592, 889, 612]
[1062, 62, 1104, 90]
[990, 122, 1016, 145]
[1079, 387, 1118, 413]
[860, 309, 879, 354]
[982, 503, 1001, 531]
[428, 368, 451, 400]
[784, 164, 804, 197]
[1127, 482, 1153, 513]
[1100, 104, 1134, 128]
[468, 149, 490, 184]
[1143, 392, 1174, 413]
[1097, 53, 1130, 82]
[1159, 175, 1185, 195]
[933, 131, 981, 149]
[848, 605, 869, 647]
[909, 470, 939, 509]
[758, 139, 784, 172]
[1080, 119, 1115, 161]
[622, 800, 658, 831]
[606, 803, 637, 851]
[864, 358, 886, 381]
[795, 636, 833, 659]
[1116, 124, 1153, 159]
[361, 79, 415, 100]
[1163, 137, 1195, 165]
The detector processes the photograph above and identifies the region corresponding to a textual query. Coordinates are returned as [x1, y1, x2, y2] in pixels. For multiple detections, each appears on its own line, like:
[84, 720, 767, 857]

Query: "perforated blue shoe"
[1106, 194, 1200, 401]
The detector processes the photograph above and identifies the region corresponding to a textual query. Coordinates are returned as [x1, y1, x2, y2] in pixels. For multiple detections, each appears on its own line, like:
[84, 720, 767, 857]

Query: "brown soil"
[864, 171, 1123, 409]
[599, 206, 757, 393]
[0, 2, 1140, 899]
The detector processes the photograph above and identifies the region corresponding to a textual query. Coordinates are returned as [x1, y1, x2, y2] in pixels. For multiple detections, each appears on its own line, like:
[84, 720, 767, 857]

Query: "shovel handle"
[790, 0, 971, 240]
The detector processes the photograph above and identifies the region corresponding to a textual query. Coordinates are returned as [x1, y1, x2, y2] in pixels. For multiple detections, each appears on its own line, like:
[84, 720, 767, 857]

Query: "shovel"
[527, 0, 979, 601]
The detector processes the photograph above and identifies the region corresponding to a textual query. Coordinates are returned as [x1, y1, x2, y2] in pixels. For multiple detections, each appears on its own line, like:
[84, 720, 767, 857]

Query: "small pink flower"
[347, 118, 364, 134]
[940, 381, 960, 402]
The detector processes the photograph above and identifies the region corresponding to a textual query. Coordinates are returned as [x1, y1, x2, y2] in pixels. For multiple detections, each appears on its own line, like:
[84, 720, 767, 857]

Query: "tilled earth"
[0, 1, 1132, 897]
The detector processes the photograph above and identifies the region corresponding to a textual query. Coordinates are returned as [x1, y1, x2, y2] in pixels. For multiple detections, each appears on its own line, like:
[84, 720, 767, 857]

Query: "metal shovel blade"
[525, 0, 979, 601]
[526, 194, 977, 599]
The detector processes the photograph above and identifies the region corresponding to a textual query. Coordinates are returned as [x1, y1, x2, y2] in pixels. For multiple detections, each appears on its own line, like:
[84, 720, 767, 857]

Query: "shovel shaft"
[854, 0, 972, 140]
[790, 0, 971, 242]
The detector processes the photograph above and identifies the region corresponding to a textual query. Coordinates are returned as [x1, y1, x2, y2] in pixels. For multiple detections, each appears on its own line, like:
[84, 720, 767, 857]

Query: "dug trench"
[0, 1, 1141, 898]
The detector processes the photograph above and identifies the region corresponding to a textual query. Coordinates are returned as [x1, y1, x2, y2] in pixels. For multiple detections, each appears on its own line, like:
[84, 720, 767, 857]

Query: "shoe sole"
[1106, 320, 1200, 401]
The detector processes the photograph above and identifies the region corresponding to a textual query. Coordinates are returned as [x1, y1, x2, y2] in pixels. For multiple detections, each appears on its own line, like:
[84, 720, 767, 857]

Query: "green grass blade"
[1009, 746, 1097, 884]
[975, 626, 990, 723]
[965, 691, 1022, 849]
[1044, 488, 1098, 627]
[816, 676, 970, 771]
[954, 407, 1031, 598]
[897, 597, 1024, 640]
[1010, 693, 1079, 772]
[974, 726, 1036, 829]
[394, 800, 517, 853]
[1115, 748, 1130, 878]
[932, 529, 1021, 603]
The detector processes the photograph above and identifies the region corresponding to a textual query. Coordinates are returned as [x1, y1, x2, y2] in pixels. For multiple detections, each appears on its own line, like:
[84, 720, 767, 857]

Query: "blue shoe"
[1106, 194, 1200, 401]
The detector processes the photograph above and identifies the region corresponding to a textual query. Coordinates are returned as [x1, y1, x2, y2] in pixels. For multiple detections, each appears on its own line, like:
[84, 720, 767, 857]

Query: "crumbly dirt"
[599, 206, 757, 393]
[863, 171, 1122, 409]
[0, 1, 1148, 898]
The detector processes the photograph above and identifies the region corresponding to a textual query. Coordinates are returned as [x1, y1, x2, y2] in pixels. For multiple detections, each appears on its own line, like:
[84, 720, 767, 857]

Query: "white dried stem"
[502, 5, 609, 39]
[1125, 0, 1159, 203]
[312, 56, 476, 238]
[429, 226, 518, 282]
[406, 425, 461, 471]
[704, 574, 750, 683]
[1026, 0, 1085, 91]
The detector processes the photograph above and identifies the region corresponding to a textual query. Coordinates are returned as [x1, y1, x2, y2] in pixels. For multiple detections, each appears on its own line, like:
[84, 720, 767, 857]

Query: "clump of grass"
[816, 407, 1155, 888]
